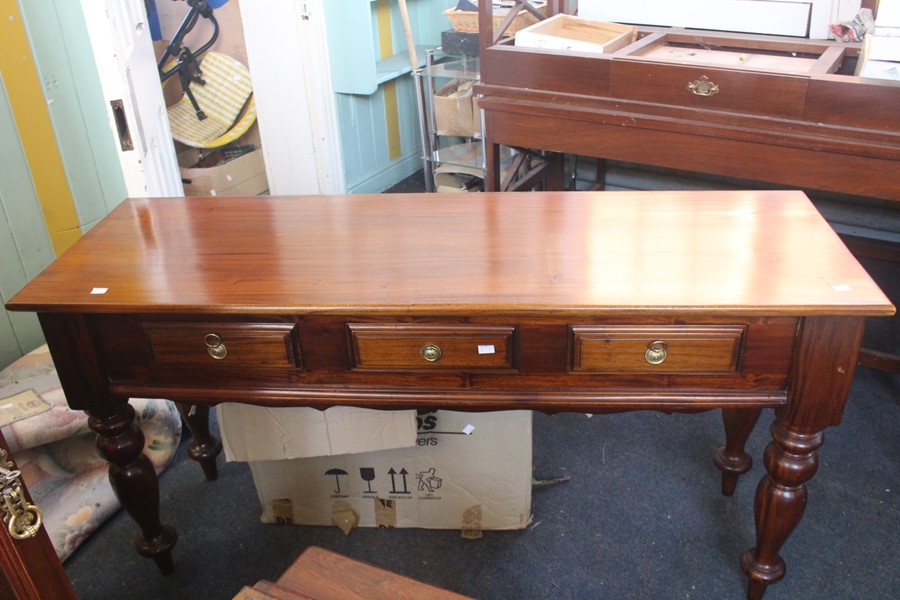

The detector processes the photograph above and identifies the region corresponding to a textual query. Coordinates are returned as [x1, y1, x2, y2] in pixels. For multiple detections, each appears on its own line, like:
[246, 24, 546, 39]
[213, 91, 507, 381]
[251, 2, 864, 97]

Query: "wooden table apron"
[6, 192, 893, 599]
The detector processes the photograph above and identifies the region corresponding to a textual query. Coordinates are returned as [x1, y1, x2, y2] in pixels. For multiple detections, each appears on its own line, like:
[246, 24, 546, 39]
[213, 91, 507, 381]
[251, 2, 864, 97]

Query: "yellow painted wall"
[0, 0, 80, 257]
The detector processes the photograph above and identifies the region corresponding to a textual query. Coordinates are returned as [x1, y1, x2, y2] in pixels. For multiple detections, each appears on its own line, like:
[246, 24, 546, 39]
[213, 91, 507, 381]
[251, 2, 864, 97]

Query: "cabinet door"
[0, 430, 77, 600]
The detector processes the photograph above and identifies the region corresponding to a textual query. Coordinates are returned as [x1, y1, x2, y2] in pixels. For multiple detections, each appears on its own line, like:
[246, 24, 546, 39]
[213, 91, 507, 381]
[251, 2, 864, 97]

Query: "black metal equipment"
[156, 0, 220, 121]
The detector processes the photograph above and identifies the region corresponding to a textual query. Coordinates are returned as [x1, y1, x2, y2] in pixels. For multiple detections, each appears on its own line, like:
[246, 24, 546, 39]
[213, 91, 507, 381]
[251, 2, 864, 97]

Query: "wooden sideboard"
[476, 3, 900, 201]
[5, 192, 893, 599]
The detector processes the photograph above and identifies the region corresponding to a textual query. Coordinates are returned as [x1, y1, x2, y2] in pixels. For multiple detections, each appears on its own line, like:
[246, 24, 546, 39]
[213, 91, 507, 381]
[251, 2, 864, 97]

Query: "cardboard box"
[219, 407, 533, 531]
[515, 14, 636, 54]
[179, 148, 269, 196]
[218, 405, 418, 461]
[434, 79, 478, 138]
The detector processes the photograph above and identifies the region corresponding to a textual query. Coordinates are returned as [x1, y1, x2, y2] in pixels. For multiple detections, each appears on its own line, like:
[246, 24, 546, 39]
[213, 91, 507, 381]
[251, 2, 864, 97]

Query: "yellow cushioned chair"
[167, 51, 256, 149]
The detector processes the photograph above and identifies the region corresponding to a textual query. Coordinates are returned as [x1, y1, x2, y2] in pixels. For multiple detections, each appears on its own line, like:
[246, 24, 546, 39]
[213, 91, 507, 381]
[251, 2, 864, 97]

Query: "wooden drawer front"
[611, 61, 807, 118]
[349, 324, 516, 371]
[142, 322, 301, 368]
[572, 326, 745, 373]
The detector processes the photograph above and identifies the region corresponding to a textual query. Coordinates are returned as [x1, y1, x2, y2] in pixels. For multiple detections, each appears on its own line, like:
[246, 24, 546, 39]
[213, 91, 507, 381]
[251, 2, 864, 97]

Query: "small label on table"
[477, 344, 495, 354]
[91, 287, 108, 295]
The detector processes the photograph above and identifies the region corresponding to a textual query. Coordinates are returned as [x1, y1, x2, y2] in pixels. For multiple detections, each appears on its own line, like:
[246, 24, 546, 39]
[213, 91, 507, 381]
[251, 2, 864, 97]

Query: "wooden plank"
[858, 348, 900, 372]
[809, 45, 846, 74]
[271, 546, 471, 600]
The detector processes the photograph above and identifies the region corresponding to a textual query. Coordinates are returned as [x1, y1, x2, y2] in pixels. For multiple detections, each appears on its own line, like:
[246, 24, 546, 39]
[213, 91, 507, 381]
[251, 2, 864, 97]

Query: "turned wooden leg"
[176, 403, 222, 481]
[89, 402, 177, 574]
[740, 419, 824, 600]
[714, 407, 763, 495]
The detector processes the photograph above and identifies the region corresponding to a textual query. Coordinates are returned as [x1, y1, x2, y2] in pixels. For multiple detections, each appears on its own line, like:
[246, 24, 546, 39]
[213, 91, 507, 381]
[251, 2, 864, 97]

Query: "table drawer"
[611, 60, 808, 119]
[142, 322, 301, 368]
[571, 325, 745, 373]
[349, 324, 516, 371]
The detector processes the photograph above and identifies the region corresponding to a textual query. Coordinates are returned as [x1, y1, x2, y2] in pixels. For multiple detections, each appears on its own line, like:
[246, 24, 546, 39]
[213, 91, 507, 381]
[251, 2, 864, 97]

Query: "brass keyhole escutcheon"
[420, 343, 442, 362]
[204, 333, 228, 360]
[688, 75, 719, 97]
[645, 341, 668, 365]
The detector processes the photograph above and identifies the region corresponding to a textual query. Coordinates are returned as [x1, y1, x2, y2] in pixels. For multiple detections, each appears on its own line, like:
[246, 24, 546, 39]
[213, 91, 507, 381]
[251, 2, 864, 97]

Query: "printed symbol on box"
[388, 467, 410, 494]
[417, 467, 442, 493]
[325, 468, 348, 494]
[360, 467, 377, 494]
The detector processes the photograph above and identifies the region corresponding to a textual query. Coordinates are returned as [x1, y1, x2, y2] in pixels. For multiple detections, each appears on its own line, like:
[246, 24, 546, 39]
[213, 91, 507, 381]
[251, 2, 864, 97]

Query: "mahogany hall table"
[6, 191, 894, 599]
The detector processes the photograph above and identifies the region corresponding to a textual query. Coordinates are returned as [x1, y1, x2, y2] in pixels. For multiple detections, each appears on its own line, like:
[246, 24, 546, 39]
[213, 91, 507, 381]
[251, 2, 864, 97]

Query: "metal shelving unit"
[414, 50, 483, 192]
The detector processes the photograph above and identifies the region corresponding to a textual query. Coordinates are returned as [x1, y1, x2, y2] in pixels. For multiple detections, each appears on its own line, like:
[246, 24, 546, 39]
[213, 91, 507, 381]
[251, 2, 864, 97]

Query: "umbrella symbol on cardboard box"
[325, 468, 348, 494]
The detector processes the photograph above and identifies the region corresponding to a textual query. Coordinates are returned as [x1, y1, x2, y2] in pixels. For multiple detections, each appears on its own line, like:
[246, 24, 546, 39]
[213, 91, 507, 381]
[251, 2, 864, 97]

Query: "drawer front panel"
[142, 322, 301, 368]
[611, 60, 807, 118]
[572, 325, 745, 373]
[349, 324, 516, 371]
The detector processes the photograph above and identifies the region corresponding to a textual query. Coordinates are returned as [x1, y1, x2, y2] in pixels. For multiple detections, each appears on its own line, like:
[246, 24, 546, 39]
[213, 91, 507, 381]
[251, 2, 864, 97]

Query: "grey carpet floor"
[64, 364, 898, 599]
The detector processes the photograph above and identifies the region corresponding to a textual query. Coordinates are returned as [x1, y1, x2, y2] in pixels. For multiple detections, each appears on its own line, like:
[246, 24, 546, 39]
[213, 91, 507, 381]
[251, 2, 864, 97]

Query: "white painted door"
[240, 0, 345, 195]
[79, 0, 182, 197]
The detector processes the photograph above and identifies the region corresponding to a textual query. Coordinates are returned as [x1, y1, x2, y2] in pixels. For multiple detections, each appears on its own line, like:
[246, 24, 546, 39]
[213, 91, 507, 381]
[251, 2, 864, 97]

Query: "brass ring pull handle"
[204, 333, 228, 360]
[420, 343, 442, 362]
[644, 341, 668, 365]
[7, 503, 42, 540]
[688, 76, 719, 97]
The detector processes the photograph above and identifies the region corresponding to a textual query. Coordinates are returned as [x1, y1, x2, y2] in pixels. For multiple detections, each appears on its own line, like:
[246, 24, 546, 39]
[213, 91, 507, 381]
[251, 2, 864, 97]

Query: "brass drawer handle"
[644, 341, 668, 365]
[420, 343, 442, 362]
[204, 333, 228, 360]
[688, 76, 719, 97]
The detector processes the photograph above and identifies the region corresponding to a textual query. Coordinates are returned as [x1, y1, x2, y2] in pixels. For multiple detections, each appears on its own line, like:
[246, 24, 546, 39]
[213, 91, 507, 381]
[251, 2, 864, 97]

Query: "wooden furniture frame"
[476, 2, 900, 201]
[6, 192, 893, 599]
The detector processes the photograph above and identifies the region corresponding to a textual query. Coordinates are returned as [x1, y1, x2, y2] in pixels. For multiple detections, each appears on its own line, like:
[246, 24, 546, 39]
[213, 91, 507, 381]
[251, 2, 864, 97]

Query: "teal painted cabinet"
[324, 0, 457, 193]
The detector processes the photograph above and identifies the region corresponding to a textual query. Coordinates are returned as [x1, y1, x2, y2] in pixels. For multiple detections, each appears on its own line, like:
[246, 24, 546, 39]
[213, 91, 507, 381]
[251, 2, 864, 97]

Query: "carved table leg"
[175, 403, 223, 481]
[740, 419, 824, 600]
[89, 402, 177, 574]
[714, 407, 762, 495]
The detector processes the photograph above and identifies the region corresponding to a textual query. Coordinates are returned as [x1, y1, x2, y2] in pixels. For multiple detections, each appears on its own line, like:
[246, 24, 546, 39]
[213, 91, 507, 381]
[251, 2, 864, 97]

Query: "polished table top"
[8, 190, 893, 316]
